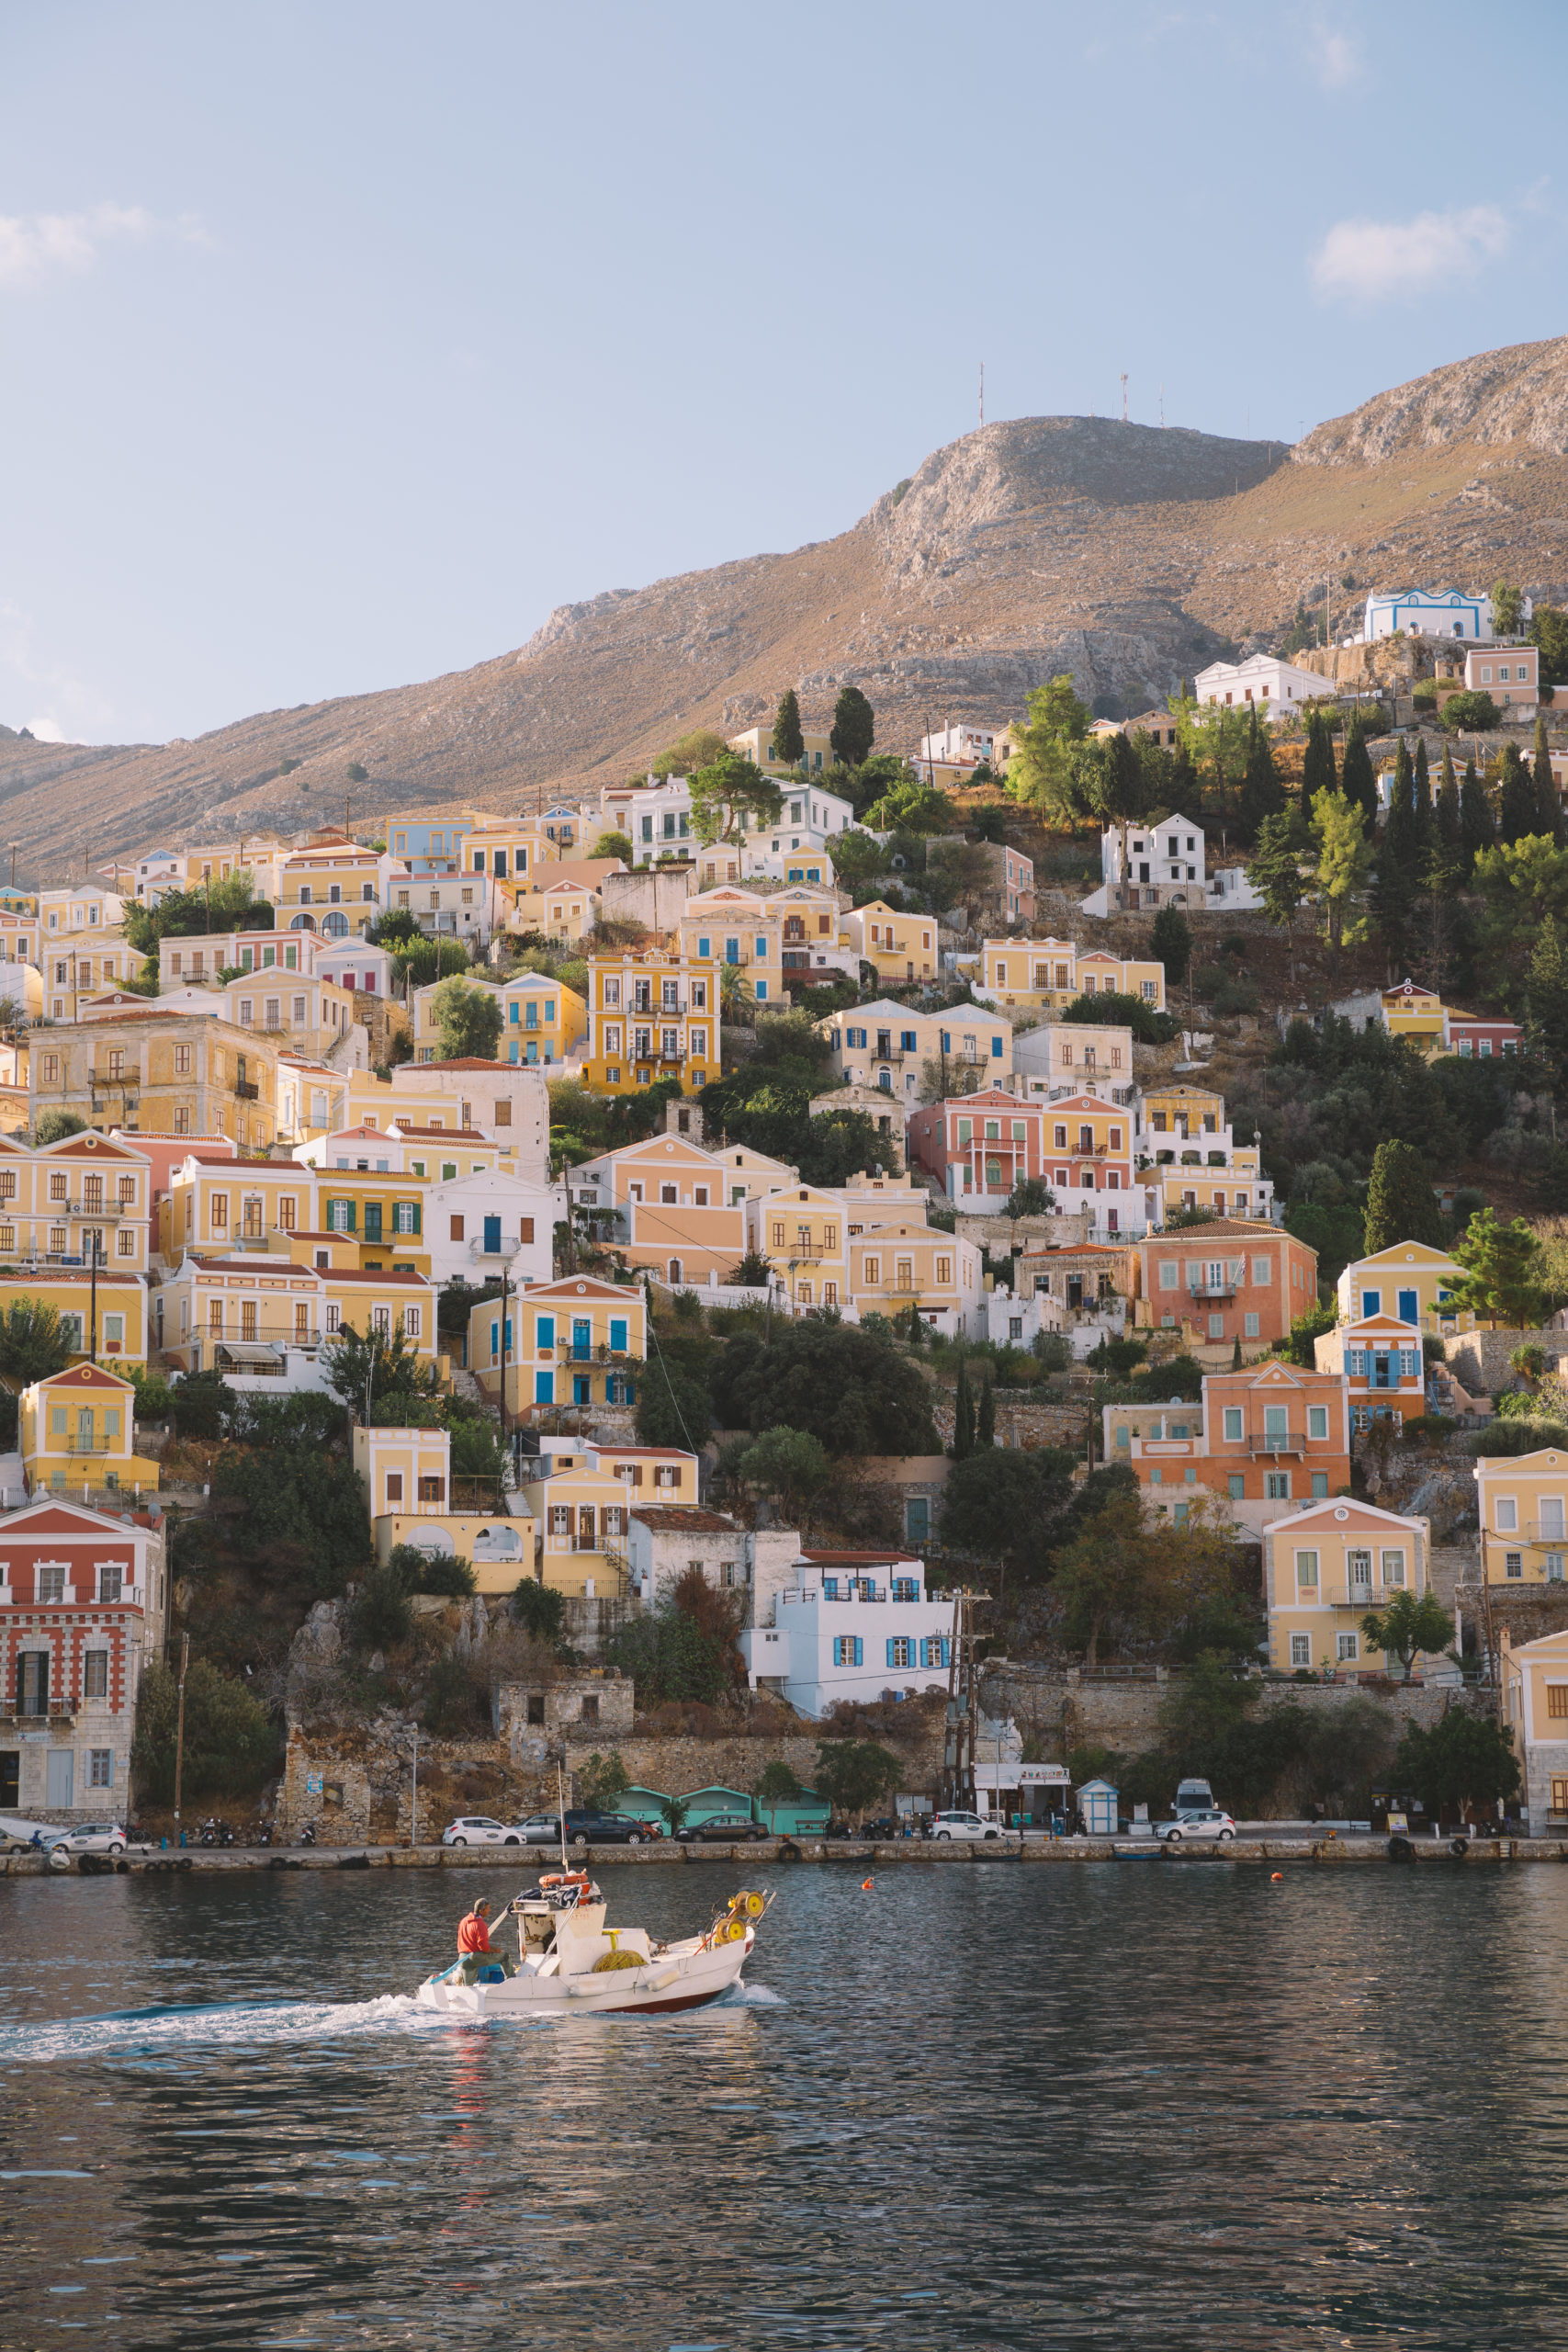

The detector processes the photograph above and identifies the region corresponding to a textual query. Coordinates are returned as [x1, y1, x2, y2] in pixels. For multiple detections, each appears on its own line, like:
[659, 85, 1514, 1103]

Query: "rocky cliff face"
[7, 338, 1568, 880]
[1294, 335, 1568, 465]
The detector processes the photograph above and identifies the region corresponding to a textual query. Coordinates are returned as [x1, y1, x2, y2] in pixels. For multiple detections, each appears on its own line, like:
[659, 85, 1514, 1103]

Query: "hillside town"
[7, 593, 1568, 1856]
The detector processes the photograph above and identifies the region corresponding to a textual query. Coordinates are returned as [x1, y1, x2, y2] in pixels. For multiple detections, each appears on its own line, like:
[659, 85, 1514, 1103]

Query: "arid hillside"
[9, 334, 1568, 883]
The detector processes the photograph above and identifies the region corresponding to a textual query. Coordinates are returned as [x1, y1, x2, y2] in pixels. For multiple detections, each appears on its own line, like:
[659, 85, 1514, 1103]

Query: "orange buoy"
[1270, 1871, 1284, 1883]
[861, 1877, 874, 1890]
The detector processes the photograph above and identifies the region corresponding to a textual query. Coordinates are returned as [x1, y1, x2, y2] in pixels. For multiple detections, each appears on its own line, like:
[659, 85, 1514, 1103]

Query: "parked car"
[674, 1812, 768, 1844]
[561, 1810, 654, 1847]
[1155, 1809, 1236, 1844]
[925, 1810, 1007, 1842]
[441, 1816, 525, 1847]
[49, 1823, 129, 1855]
[516, 1813, 566, 1844]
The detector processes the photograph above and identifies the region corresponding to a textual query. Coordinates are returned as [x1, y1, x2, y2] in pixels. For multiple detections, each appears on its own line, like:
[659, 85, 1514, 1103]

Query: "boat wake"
[0, 1992, 435, 2065]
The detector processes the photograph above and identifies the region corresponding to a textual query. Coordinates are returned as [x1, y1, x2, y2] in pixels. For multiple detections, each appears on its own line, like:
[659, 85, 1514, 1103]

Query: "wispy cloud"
[0, 202, 209, 292]
[1309, 204, 1508, 304]
[1314, 28, 1362, 88]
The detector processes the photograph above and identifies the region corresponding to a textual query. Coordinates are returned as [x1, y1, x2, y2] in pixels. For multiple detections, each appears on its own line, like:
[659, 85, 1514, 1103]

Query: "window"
[1251, 1256, 1272, 1284]
[1266, 1472, 1291, 1499]
[1290, 1634, 1312, 1668]
[1506, 1551, 1524, 1579]
[1496, 1498, 1518, 1532]
[1307, 1406, 1329, 1441]
[919, 1636, 950, 1669]
[403, 1306, 422, 1339]
[84, 1649, 108, 1697]
[1548, 1686, 1568, 1719]
[1293, 1549, 1319, 1589]
[1337, 1633, 1359, 1664]
[886, 1636, 914, 1669]
[1244, 1314, 1259, 1339]
[175, 1043, 192, 1075]
[88, 1748, 113, 1789]
[39, 1563, 66, 1601]
[832, 1636, 863, 1668]
[1228, 1473, 1245, 1499]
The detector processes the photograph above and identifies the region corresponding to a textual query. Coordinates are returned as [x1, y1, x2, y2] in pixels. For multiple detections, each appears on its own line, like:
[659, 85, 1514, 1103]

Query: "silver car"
[1156, 1808, 1236, 1844]
[51, 1823, 129, 1855]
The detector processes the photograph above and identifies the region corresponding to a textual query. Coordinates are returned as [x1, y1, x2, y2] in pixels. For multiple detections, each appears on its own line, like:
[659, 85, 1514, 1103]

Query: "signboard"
[305, 1772, 323, 1796]
[974, 1759, 1070, 1789]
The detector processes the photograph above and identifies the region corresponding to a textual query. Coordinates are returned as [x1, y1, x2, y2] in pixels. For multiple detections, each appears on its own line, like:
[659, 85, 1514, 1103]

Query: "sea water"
[1, 1859, 1562, 2347]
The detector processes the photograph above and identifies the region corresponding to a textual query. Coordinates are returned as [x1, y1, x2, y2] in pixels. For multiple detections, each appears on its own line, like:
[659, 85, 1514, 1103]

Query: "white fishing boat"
[415, 1872, 769, 2018]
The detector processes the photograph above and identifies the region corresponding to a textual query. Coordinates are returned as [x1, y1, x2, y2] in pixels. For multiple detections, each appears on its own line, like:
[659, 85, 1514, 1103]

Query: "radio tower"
[1120, 372, 1129, 424]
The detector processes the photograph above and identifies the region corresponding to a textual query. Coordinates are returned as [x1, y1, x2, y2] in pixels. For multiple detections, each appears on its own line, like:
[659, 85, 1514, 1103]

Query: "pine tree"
[1364, 1138, 1445, 1254]
[976, 1374, 996, 1449]
[1435, 741, 1461, 854]
[1460, 758, 1495, 867]
[1526, 913, 1568, 1083]
[1237, 708, 1284, 836]
[1497, 743, 1537, 845]
[1339, 720, 1379, 827]
[773, 688, 805, 770]
[1309, 788, 1371, 972]
[953, 1358, 974, 1460]
[1533, 708, 1561, 842]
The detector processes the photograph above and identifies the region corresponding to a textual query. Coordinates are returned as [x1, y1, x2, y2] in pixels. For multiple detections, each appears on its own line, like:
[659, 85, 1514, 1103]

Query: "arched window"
[289, 913, 317, 933]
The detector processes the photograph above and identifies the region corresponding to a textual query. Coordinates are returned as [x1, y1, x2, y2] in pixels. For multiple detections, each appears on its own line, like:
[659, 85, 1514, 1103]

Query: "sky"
[4, 0, 1567, 748]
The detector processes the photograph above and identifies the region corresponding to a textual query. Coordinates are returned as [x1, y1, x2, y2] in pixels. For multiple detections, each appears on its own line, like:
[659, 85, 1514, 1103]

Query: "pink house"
[908, 1088, 1047, 1206]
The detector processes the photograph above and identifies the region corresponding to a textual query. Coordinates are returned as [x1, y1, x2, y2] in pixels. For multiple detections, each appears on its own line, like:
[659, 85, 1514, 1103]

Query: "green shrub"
[1400, 1414, 1458, 1445]
[423, 1652, 481, 1736]
[1472, 1419, 1568, 1456]
[350, 1564, 414, 1651]
[132, 1657, 278, 1803]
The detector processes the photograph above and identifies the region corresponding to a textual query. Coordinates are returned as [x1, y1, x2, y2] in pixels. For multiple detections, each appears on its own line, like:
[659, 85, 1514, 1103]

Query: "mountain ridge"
[9, 335, 1568, 883]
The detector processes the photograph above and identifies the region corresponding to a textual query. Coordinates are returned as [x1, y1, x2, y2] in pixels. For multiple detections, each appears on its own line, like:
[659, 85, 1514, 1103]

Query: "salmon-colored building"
[1130, 1218, 1317, 1350]
[1104, 1358, 1352, 1537]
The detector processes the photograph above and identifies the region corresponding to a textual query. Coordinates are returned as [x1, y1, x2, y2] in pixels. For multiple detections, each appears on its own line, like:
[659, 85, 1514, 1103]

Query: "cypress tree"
[1533, 708, 1561, 841]
[1364, 1138, 1445, 1254]
[1497, 742, 1537, 845]
[1526, 913, 1568, 1085]
[1412, 736, 1433, 854]
[976, 1374, 996, 1449]
[1436, 741, 1461, 854]
[1371, 755, 1417, 971]
[1301, 707, 1337, 818]
[1339, 720, 1379, 827]
[829, 685, 875, 770]
[1238, 708, 1284, 835]
[772, 688, 805, 770]
[1460, 757, 1495, 866]
[953, 1358, 974, 1460]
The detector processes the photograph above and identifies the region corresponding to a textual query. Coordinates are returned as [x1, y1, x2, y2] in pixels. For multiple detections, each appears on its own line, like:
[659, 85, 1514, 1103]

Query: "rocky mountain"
[8, 336, 1568, 883]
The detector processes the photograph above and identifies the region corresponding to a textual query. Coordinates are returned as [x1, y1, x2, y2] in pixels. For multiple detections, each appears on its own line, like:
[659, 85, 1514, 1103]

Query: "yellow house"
[1335, 1240, 1470, 1335]
[1136, 1082, 1270, 1221]
[277, 1056, 353, 1145]
[220, 969, 362, 1062]
[976, 936, 1081, 1012]
[1264, 1497, 1433, 1676]
[0, 1272, 146, 1366]
[158, 1251, 324, 1373]
[321, 1266, 437, 1364]
[841, 901, 937, 985]
[409, 969, 588, 1068]
[31, 1012, 281, 1150]
[745, 1182, 850, 1310]
[515, 874, 602, 944]
[518, 1463, 634, 1598]
[268, 841, 388, 935]
[580, 949, 717, 1095]
[461, 812, 557, 888]
[354, 1421, 457, 1520]
[160, 1159, 320, 1264]
[1500, 1625, 1568, 1835]
[0, 1128, 152, 1274]
[846, 1220, 983, 1334]
[1474, 1446, 1568, 1586]
[1381, 978, 1446, 1052]
[727, 723, 836, 778]
[313, 1170, 431, 1272]
[468, 1274, 644, 1419]
[21, 1361, 160, 1497]
[815, 999, 1013, 1102]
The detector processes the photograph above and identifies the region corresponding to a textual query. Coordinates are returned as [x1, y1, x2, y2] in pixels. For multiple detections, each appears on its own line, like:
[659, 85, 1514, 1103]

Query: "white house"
[1363, 587, 1500, 643]
[740, 1548, 954, 1717]
[1084, 809, 1262, 918]
[984, 1284, 1064, 1351]
[1192, 655, 1335, 718]
[918, 723, 995, 785]
[423, 1166, 560, 1289]
[315, 939, 396, 998]
[1010, 1023, 1136, 1102]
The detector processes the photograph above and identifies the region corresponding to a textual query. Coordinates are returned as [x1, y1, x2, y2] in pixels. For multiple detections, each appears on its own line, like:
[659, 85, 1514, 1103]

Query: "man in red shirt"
[457, 1897, 494, 1955]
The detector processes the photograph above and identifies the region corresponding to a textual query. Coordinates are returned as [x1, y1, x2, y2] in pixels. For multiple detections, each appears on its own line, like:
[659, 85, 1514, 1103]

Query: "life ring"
[538, 1871, 590, 1892]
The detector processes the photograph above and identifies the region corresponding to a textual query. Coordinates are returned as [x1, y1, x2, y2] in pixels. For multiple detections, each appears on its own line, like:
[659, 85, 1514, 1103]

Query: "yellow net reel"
[728, 1891, 766, 1919]
[714, 1916, 748, 1944]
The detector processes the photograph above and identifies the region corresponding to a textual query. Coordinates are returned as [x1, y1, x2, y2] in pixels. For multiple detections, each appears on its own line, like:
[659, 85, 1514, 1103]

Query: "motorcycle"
[198, 1816, 235, 1849]
[299, 1821, 318, 1847]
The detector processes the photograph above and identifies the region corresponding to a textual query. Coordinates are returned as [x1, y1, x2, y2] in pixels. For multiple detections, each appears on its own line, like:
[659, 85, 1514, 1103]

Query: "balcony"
[234, 1080, 259, 1101]
[1247, 1428, 1305, 1457]
[62, 1435, 116, 1456]
[1188, 1279, 1236, 1300]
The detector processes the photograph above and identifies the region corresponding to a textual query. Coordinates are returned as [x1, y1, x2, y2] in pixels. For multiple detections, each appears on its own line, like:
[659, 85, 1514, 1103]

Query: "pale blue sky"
[3, 0, 1566, 745]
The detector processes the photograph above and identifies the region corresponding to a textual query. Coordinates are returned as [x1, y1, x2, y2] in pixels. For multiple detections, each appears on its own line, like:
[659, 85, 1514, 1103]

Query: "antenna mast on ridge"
[1159, 383, 1165, 427]
[1120, 372, 1128, 424]
[978, 360, 984, 430]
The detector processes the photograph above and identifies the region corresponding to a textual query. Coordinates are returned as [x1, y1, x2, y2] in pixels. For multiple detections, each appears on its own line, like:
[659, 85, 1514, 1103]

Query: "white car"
[441, 1816, 525, 1848]
[1155, 1809, 1236, 1844]
[926, 1809, 1009, 1842]
[50, 1823, 129, 1855]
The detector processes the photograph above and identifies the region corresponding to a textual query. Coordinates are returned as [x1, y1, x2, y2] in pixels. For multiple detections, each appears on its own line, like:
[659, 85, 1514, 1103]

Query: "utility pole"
[173, 1632, 190, 1838]
[410, 1723, 419, 1849]
[7, 843, 16, 890]
[1120, 372, 1128, 424]
[1159, 383, 1165, 428]
[89, 1233, 98, 1363]
[978, 360, 984, 430]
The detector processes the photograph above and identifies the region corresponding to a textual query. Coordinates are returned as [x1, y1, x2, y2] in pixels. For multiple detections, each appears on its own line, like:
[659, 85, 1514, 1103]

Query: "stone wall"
[1440, 1329, 1568, 1396]
[982, 1664, 1485, 1762]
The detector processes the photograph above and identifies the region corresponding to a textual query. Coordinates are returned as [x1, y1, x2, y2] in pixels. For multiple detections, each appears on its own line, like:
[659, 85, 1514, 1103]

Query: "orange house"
[1131, 1218, 1317, 1349]
[1104, 1358, 1352, 1536]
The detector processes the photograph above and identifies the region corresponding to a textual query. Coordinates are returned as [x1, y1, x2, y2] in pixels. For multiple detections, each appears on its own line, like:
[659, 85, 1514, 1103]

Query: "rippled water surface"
[2, 1859, 1565, 2348]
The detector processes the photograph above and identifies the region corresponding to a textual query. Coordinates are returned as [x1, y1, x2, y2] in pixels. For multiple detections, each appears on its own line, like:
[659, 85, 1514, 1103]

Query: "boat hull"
[415, 1927, 753, 2018]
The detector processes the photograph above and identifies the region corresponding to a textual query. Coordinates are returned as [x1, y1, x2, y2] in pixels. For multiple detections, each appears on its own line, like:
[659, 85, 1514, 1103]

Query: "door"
[483, 1215, 502, 1255]
[46, 1749, 73, 1807]
[572, 1317, 591, 1361]
[364, 1202, 383, 1244]
[1066, 1276, 1083, 1310]
[573, 1374, 591, 1405]
[1264, 1405, 1288, 1447]
[77, 1407, 95, 1454]
[1397, 1287, 1419, 1326]
[0, 1752, 17, 1810]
